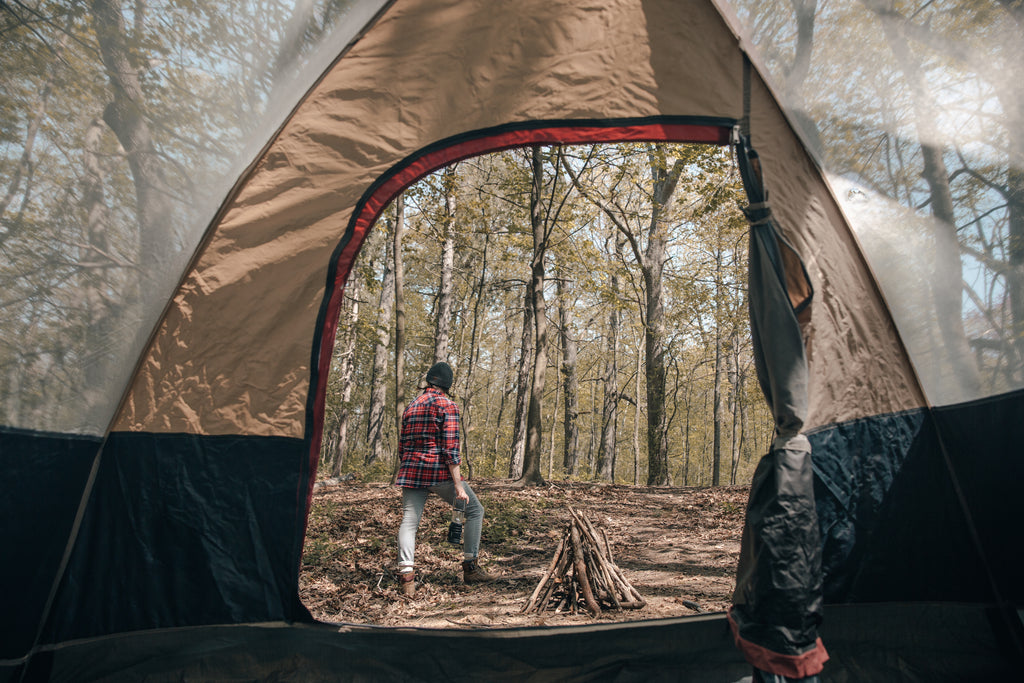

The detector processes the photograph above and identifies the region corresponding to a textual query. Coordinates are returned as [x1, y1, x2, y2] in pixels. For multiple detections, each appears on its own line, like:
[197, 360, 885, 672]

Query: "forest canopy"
[1, 0, 359, 433]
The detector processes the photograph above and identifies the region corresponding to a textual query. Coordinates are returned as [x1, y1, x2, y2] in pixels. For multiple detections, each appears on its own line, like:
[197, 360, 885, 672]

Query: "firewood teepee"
[523, 507, 646, 616]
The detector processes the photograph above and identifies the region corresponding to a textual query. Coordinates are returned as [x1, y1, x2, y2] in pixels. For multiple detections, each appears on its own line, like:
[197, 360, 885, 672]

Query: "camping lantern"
[447, 499, 467, 545]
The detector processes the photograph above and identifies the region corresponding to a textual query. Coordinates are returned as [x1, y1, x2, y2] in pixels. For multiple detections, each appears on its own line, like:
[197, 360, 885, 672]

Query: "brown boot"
[399, 571, 416, 597]
[462, 558, 495, 584]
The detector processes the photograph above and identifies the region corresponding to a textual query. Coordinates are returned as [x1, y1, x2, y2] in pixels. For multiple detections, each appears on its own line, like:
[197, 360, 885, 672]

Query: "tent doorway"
[302, 138, 771, 627]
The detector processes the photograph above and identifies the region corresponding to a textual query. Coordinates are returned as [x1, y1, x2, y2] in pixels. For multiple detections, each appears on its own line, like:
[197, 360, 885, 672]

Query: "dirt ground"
[300, 479, 749, 629]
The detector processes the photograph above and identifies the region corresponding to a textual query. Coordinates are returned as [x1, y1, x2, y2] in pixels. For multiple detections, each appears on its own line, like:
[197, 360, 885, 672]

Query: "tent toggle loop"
[742, 200, 773, 227]
[772, 433, 811, 453]
[732, 126, 773, 228]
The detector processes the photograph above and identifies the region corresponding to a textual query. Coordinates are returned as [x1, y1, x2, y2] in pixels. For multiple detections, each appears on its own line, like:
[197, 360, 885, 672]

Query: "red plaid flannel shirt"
[395, 387, 461, 488]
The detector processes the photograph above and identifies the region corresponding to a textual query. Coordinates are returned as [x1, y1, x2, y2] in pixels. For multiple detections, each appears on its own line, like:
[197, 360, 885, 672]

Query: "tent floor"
[7, 603, 1021, 682]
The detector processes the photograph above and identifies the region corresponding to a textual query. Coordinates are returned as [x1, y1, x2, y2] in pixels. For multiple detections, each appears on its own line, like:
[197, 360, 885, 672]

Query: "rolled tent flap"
[728, 132, 828, 678]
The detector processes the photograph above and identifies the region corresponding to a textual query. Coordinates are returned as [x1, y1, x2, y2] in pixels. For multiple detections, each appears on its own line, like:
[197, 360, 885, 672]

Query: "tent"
[2, 0, 1021, 680]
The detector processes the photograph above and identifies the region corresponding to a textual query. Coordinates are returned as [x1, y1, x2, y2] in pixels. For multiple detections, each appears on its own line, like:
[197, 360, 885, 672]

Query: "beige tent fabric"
[741, 74, 928, 429]
[114, 0, 924, 438]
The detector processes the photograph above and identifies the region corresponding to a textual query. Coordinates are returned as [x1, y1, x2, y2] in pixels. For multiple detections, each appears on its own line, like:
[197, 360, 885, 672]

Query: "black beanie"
[425, 361, 453, 390]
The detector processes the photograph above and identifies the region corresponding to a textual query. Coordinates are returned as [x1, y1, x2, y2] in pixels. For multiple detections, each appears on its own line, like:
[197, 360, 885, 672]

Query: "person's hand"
[455, 484, 469, 503]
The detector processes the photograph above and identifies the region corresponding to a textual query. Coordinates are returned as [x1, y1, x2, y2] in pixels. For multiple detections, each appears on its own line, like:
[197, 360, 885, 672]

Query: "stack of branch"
[522, 507, 646, 616]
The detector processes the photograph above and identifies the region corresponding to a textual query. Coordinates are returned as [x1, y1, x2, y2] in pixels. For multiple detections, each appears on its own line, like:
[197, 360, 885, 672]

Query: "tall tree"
[392, 193, 407, 478]
[433, 165, 457, 364]
[557, 268, 581, 477]
[366, 216, 395, 465]
[595, 223, 622, 482]
[508, 299, 532, 479]
[517, 146, 553, 486]
[461, 229, 491, 479]
[330, 281, 361, 477]
[711, 239, 724, 486]
[632, 333, 643, 485]
[997, 1, 1024, 382]
[730, 330, 748, 485]
[547, 351, 560, 479]
[563, 144, 687, 485]
[80, 116, 117, 402]
[641, 146, 687, 485]
[90, 0, 174, 273]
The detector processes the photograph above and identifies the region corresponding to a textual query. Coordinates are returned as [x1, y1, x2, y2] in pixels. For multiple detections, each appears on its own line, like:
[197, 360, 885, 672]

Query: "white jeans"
[397, 480, 484, 570]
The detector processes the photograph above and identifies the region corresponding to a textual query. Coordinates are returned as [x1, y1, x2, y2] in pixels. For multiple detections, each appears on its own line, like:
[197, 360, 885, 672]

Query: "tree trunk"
[331, 281, 360, 477]
[433, 167, 456, 364]
[729, 335, 741, 485]
[735, 358, 750, 485]
[712, 247, 724, 487]
[517, 145, 548, 487]
[683, 376, 692, 486]
[366, 220, 395, 465]
[558, 272, 581, 477]
[5, 353, 23, 425]
[632, 338, 642, 486]
[392, 194, 407, 480]
[493, 326, 515, 470]
[922, 138, 978, 390]
[643, 257, 669, 485]
[90, 0, 174, 275]
[701, 388, 710, 485]
[461, 232, 490, 479]
[548, 359, 560, 479]
[643, 147, 684, 486]
[596, 229, 621, 482]
[588, 373, 598, 473]
[509, 298, 533, 478]
[81, 117, 115, 406]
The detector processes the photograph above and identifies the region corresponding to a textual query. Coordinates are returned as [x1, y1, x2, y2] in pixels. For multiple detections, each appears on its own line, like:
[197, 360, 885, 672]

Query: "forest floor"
[300, 478, 749, 629]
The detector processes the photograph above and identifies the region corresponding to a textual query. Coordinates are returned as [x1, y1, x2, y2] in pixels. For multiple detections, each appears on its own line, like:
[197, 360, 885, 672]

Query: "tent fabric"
[810, 409, 932, 603]
[40, 432, 311, 646]
[931, 388, 1024, 606]
[729, 444, 827, 679]
[727, 135, 826, 677]
[813, 388, 1024, 607]
[112, 0, 923, 443]
[0, 430, 100, 660]
[4, 604, 1019, 683]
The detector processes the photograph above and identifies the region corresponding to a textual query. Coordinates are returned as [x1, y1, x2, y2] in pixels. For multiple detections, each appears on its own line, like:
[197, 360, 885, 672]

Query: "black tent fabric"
[810, 388, 1024, 608]
[1, 430, 100, 660]
[4, 604, 1018, 683]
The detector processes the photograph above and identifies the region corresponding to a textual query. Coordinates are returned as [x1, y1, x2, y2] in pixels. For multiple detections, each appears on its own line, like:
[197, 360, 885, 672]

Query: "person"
[395, 361, 493, 596]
